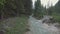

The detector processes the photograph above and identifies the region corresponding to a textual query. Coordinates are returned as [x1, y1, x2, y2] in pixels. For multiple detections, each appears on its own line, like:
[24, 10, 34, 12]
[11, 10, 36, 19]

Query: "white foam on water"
[29, 16, 60, 34]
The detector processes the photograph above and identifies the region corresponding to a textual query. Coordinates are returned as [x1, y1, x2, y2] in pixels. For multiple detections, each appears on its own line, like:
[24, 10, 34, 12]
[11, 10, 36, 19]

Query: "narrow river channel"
[29, 16, 60, 34]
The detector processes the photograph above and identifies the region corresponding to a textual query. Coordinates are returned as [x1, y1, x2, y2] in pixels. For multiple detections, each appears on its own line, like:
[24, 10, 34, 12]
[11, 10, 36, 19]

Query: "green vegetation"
[0, 0, 32, 19]
[0, 0, 60, 34]
[0, 0, 32, 34]
[41, 0, 60, 23]
[0, 16, 28, 34]
[52, 13, 60, 23]
[33, 0, 43, 19]
[51, 0, 60, 23]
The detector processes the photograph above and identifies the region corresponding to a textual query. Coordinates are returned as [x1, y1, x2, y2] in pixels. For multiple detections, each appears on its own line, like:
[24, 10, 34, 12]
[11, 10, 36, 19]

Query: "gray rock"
[42, 16, 56, 24]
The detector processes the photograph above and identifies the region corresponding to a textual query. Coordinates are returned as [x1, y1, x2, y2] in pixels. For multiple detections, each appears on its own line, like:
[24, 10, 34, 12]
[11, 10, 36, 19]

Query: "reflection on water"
[29, 16, 60, 34]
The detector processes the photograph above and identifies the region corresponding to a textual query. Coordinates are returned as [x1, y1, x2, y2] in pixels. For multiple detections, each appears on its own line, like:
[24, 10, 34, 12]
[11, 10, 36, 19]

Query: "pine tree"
[34, 0, 43, 19]
[52, 0, 60, 22]
[24, 0, 32, 15]
[47, 4, 53, 15]
[43, 6, 47, 15]
[55, 0, 60, 13]
[3, 0, 32, 17]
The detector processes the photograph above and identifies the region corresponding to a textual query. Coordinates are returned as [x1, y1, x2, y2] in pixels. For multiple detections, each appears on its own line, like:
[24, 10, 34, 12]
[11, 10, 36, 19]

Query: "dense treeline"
[46, 0, 60, 22]
[33, 0, 43, 19]
[0, 0, 32, 19]
[33, 0, 60, 23]
[0, 0, 60, 34]
[0, 0, 60, 22]
[0, 0, 32, 34]
[52, 0, 60, 22]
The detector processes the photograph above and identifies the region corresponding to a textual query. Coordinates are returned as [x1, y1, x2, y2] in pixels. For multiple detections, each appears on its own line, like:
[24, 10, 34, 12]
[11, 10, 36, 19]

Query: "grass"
[0, 16, 28, 34]
[52, 13, 60, 23]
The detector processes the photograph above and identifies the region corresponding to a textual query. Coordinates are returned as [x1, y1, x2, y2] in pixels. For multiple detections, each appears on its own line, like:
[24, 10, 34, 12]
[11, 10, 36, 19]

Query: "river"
[28, 16, 60, 34]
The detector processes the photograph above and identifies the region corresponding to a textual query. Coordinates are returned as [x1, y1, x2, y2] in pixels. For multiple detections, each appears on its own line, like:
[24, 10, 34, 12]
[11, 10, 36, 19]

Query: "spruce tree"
[34, 0, 42, 19]
[24, 0, 32, 15]
[47, 4, 53, 15]
[55, 0, 60, 13]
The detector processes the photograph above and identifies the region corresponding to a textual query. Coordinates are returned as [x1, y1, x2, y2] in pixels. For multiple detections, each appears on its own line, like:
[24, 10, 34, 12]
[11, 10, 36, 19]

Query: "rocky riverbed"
[28, 15, 60, 34]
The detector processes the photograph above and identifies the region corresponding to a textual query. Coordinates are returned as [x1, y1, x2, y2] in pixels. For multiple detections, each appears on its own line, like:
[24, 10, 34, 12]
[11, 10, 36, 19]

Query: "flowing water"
[29, 16, 60, 34]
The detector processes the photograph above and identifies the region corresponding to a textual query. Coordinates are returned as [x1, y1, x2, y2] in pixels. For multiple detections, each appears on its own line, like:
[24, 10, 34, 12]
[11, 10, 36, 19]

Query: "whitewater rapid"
[29, 16, 60, 34]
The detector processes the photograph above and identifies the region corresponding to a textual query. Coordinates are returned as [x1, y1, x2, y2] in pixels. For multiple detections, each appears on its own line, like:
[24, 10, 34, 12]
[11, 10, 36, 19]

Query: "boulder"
[42, 16, 56, 24]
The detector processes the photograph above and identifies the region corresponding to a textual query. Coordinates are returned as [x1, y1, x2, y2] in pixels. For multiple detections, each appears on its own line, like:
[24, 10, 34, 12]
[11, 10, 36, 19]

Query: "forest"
[0, 0, 60, 34]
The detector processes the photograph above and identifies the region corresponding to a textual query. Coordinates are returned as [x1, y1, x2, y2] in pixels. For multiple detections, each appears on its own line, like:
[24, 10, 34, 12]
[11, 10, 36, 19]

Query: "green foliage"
[51, 0, 60, 23]
[0, 0, 5, 9]
[52, 14, 60, 23]
[55, 0, 60, 13]
[0, 0, 32, 19]
[24, 0, 32, 15]
[34, 0, 43, 19]
[0, 16, 28, 34]
[0, 0, 32, 34]
[47, 6, 53, 15]
[41, 6, 47, 15]
[0, 0, 4, 5]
